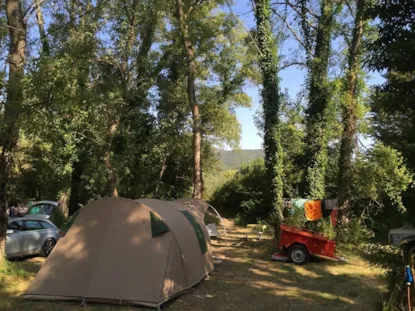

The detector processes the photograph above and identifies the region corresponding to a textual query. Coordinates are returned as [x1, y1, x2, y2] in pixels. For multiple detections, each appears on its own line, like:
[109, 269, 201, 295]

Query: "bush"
[210, 159, 272, 225]
[336, 218, 375, 250]
[50, 209, 66, 229]
[284, 207, 307, 228]
[204, 211, 221, 226]
[234, 213, 247, 226]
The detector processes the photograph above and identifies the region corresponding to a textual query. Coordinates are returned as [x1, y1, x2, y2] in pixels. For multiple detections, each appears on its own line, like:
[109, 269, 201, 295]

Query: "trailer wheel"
[288, 245, 309, 265]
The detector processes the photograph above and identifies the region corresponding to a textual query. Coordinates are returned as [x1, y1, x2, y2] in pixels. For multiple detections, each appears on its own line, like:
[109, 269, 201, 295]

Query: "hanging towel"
[305, 200, 323, 221]
[330, 208, 339, 227]
[324, 199, 338, 210]
[292, 198, 309, 210]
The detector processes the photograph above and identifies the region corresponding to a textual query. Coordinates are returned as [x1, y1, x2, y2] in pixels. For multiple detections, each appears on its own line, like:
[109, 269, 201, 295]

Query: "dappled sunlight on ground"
[0, 219, 385, 310]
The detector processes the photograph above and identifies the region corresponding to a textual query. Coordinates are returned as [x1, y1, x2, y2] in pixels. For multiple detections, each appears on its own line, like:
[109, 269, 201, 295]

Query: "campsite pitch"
[0, 219, 385, 311]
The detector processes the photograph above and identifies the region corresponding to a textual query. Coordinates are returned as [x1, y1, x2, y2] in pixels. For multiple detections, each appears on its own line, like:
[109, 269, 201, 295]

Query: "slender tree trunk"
[0, 0, 26, 263]
[58, 190, 70, 218]
[338, 0, 366, 207]
[155, 155, 168, 196]
[0, 153, 8, 264]
[35, 0, 50, 55]
[68, 160, 83, 216]
[254, 0, 284, 240]
[104, 121, 119, 197]
[176, 0, 203, 199]
[303, 0, 336, 198]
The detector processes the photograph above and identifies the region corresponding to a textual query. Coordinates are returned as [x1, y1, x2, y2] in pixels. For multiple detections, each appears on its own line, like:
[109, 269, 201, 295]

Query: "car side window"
[24, 220, 43, 231]
[8, 221, 23, 231]
[40, 221, 54, 229]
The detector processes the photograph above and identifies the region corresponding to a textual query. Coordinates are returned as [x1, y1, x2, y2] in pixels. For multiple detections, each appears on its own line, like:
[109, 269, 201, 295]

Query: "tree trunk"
[338, 0, 366, 207]
[254, 0, 284, 240]
[176, 0, 203, 199]
[0, 236, 5, 264]
[68, 160, 83, 216]
[303, 0, 336, 199]
[0, 153, 8, 265]
[58, 190, 70, 218]
[155, 155, 168, 197]
[35, 0, 50, 54]
[0, 0, 27, 264]
[104, 121, 119, 197]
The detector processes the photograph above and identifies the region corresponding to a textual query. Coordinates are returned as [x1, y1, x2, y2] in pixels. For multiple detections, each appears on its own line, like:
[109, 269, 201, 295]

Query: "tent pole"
[208, 204, 228, 257]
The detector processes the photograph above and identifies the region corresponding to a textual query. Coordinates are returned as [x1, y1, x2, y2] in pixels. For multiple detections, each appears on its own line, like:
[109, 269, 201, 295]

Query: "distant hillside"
[218, 149, 264, 170]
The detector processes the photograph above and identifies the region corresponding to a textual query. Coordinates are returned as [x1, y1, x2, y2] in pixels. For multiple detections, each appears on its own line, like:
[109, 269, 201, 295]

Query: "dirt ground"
[0, 219, 386, 311]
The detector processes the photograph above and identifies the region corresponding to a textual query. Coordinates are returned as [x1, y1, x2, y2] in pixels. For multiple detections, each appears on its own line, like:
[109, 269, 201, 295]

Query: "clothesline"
[281, 198, 339, 227]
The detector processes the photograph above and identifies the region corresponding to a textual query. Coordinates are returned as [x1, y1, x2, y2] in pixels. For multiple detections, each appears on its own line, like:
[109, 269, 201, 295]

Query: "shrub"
[50, 209, 66, 229]
[336, 218, 375, 250]
[210, 159, 273, 225]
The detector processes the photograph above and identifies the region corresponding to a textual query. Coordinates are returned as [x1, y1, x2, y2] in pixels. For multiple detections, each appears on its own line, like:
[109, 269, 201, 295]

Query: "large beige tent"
[24, 197, 214, 309]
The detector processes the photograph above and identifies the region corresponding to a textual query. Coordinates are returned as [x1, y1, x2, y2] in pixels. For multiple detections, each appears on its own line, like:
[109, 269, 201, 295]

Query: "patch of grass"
[0, 260, 30, 278]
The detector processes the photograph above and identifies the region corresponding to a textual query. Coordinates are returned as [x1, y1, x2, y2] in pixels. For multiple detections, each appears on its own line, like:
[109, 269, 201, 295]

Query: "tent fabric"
[24, 197, 214, 308]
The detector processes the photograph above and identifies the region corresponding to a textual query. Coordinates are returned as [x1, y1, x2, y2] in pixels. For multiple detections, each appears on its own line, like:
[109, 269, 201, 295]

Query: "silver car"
[6, 215, 61, 259]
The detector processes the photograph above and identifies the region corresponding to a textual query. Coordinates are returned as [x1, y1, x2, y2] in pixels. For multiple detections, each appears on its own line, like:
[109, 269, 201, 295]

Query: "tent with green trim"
[24, 197, 214, 309]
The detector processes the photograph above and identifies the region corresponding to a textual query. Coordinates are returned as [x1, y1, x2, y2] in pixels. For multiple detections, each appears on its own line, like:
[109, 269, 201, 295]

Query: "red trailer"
[277, 224, 338, 265]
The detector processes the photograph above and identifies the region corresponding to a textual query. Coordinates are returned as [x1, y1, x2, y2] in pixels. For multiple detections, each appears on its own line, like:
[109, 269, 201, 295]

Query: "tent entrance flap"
[180, 210, 208, 254]
[150, 212, 169, 237]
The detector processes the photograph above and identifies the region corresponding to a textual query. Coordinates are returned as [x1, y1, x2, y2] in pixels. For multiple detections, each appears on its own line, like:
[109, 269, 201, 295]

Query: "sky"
[230, 1, 385, 150]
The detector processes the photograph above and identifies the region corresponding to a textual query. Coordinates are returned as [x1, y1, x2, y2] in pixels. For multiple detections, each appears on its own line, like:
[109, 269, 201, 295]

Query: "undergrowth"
[0, 260, 29, 278]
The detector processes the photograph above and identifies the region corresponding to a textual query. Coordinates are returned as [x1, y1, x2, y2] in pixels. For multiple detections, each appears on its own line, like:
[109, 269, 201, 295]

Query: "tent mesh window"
[150, 212, 169, 237]
[181, 210, 208, 254]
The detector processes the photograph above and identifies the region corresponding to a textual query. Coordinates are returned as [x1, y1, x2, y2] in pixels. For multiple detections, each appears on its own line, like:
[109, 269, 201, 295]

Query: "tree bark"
[0, 0, 26, 264]
[0, 153, 8, 264]
[58, 190, 70, 218]
[155, 155, 168, 197]
[176, 0, 203, 199]
[0, 236, 5, 264]
[35, 0, 50, 54]
[104, 121, 119, 197]
[254, 0, 284, 240]
[68, 160, 83, 216]
[303, 0, 336, 198]
[338, 0, 366, 207]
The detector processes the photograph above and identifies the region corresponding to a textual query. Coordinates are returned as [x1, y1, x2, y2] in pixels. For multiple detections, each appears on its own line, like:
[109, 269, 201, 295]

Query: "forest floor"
[0, 219, 386, 311]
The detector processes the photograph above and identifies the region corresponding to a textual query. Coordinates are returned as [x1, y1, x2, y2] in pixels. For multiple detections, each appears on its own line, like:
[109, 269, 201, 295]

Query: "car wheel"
[41, 239, 56, 257]
[288, 245, 309, 265]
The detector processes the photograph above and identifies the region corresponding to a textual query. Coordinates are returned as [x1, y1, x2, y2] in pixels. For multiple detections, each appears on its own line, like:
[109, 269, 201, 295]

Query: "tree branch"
[0, 24, 23, 32]
[278, 61, 307, 71]
[271, 8, 313, 56]
[226, 1, 262, 56]
[271, 2, 317, 30]
[120, 0, 132, 24]
[271, 1, 319, 19]
[357, 136, 370, 151]
[344, 0, 355, 18]
[23, 0, 46, 18]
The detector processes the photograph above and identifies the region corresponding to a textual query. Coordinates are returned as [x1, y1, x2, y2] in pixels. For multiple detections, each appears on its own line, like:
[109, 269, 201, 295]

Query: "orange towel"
[305, 200, 322, 221]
